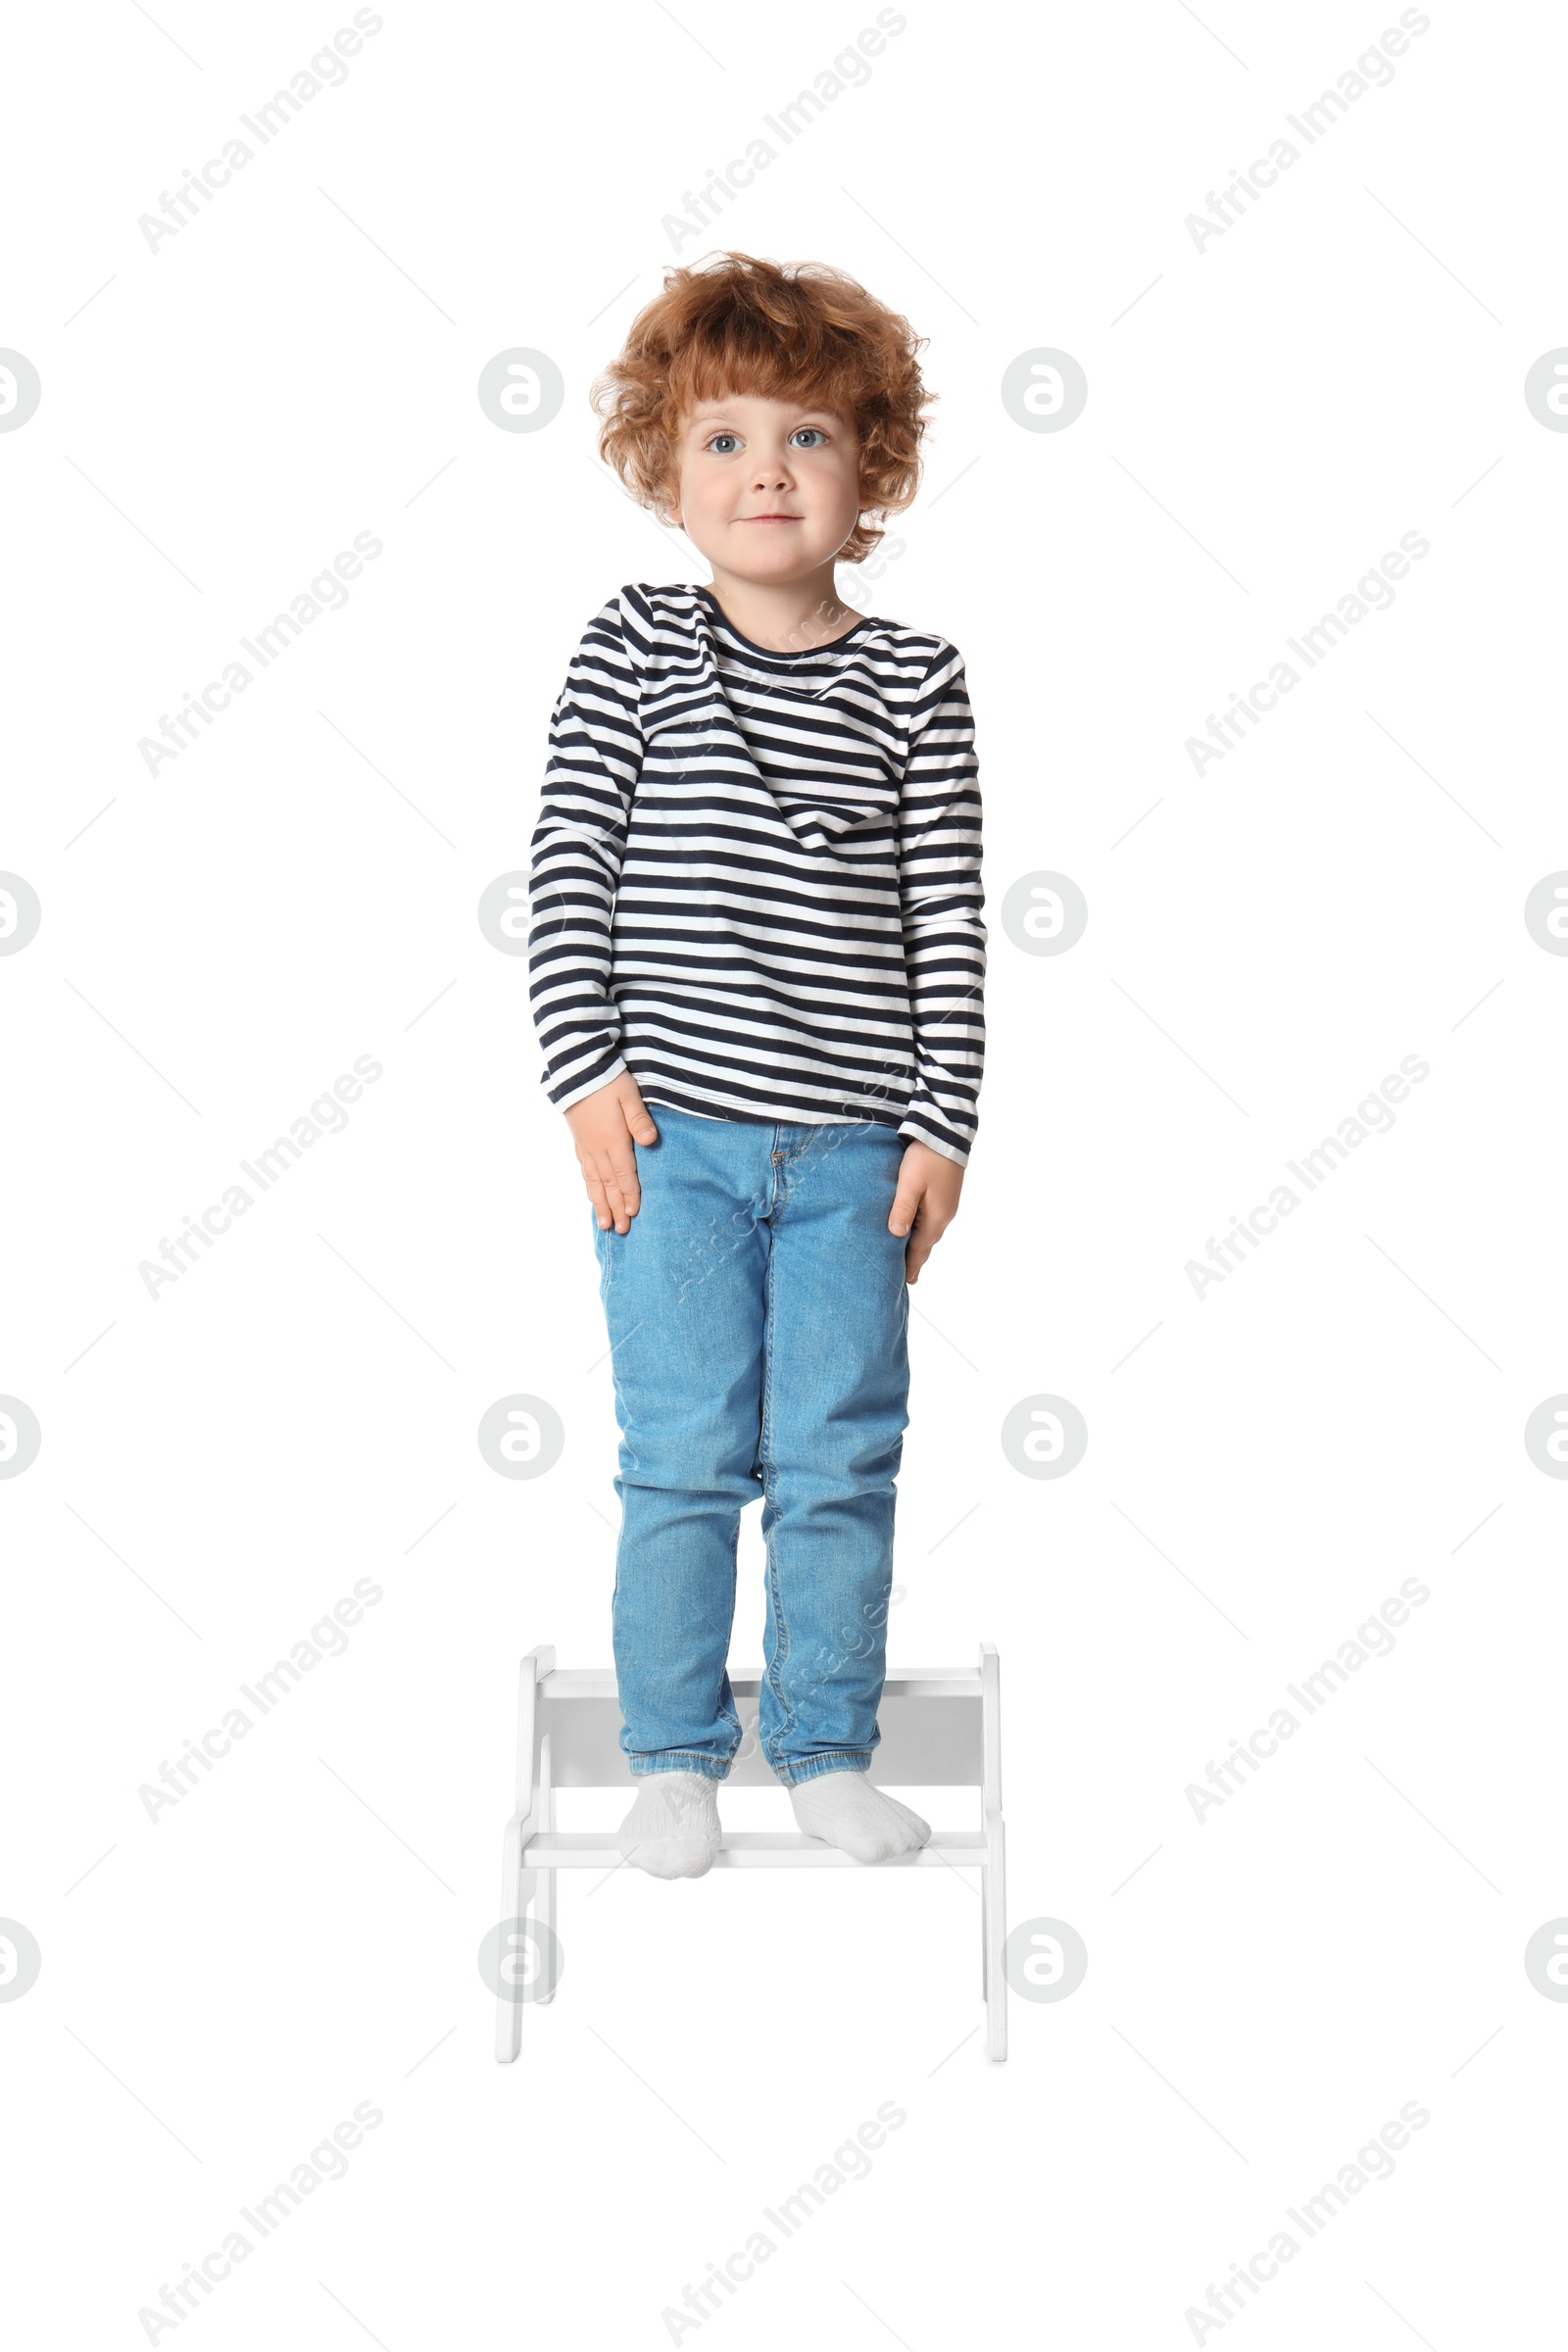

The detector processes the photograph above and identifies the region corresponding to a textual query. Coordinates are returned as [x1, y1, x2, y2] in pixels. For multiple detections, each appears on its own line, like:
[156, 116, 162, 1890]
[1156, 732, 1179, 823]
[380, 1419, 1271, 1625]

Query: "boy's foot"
[788, 1771, 930, 1862]
[618, 1769, 722, 1879]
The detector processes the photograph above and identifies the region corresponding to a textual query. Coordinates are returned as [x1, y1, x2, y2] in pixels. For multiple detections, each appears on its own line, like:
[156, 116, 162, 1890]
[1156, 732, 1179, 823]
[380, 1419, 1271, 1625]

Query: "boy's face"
[664, 391, 862, 583]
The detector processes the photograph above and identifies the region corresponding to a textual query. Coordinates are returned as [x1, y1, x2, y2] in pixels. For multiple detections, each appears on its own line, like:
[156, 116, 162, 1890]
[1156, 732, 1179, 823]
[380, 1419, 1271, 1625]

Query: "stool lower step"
[522, 1828, 986, 1869]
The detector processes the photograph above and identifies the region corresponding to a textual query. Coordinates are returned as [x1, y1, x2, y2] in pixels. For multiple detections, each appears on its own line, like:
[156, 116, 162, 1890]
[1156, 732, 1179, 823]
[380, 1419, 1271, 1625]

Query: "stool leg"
[534, 1776, 558, 2004]
[493, 1815, 536, 2064]
[984, 1818, 1007, 2062]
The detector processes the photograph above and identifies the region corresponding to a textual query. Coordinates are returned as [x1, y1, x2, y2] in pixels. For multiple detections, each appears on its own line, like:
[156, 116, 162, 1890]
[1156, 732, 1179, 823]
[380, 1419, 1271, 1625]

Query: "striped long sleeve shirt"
[527, 581, 986, 1164]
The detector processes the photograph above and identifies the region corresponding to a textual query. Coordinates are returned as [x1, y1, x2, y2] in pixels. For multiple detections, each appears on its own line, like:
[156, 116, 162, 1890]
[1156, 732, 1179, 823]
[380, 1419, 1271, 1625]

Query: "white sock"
[788, 1771, 930, 1863]
[618, 1769, 722, 1880]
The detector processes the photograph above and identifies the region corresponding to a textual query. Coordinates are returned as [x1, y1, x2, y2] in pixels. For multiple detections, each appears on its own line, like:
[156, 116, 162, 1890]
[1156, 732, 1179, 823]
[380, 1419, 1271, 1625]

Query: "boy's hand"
[888, 1142, 965, 1284]
[564, 1073, 660, 1233]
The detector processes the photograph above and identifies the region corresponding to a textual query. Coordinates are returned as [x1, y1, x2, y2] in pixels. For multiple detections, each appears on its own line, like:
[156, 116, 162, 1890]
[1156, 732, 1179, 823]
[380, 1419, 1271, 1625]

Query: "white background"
[3, 1, 1564, 2344]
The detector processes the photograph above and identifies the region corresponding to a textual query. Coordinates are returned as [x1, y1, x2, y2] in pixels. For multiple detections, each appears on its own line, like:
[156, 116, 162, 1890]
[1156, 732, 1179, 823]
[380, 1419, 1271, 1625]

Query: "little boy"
[527, 251, 985, 1876]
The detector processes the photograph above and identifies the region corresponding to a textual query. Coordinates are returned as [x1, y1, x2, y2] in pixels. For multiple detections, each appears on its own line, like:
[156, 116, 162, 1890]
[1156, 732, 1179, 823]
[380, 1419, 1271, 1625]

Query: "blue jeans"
[591, 1105, 911, 1787]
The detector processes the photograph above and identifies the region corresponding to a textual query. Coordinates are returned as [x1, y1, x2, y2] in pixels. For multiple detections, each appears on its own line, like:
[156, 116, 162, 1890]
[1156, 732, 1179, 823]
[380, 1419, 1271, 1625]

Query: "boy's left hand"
[889, 1142, 965, 1285]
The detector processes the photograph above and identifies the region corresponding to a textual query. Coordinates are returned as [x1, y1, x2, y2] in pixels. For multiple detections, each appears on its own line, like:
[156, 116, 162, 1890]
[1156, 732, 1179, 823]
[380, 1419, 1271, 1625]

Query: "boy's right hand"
[564, 1073, 660, 1234]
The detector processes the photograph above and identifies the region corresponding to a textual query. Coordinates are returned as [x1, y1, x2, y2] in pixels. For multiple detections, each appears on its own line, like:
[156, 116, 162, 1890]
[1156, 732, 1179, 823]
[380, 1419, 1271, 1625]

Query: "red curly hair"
[591, 250, 934, 564]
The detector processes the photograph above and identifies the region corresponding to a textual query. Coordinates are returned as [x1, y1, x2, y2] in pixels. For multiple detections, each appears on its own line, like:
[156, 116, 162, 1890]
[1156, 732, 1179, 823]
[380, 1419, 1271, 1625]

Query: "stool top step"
[534, 1691, 986, 1788]
[513, 1647, 1000, 1798]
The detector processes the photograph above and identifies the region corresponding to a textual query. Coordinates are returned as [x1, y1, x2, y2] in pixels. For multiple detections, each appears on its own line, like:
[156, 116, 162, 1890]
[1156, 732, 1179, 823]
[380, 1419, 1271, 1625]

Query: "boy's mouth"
[739, 514, 800, 523]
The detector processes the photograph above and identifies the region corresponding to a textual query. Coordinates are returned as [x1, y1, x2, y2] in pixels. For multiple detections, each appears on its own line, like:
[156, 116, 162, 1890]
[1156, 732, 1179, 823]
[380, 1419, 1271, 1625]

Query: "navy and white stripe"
[527, 581, 986, 1165]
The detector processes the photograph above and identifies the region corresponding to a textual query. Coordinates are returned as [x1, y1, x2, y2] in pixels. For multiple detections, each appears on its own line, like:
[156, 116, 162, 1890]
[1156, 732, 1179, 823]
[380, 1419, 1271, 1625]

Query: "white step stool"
[494, 1642, 1007, 2064]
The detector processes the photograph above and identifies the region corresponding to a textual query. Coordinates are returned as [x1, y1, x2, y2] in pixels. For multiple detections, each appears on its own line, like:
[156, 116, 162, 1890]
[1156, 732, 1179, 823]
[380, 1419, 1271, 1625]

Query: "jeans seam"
[596, 1221, 628, 1637]
[760, 1217, 796, 1771]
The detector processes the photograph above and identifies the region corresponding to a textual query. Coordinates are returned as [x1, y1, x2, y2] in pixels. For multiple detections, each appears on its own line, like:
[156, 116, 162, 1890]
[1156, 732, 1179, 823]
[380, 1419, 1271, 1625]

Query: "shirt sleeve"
[527, 594, 643, 1111]
[895, 645, 987, 1165]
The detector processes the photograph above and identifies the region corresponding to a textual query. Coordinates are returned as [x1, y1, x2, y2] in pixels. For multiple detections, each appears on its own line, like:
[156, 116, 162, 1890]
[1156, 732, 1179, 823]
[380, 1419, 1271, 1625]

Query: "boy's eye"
[703, 426, 829, 454]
